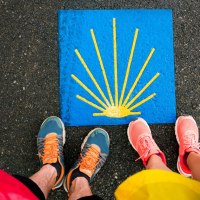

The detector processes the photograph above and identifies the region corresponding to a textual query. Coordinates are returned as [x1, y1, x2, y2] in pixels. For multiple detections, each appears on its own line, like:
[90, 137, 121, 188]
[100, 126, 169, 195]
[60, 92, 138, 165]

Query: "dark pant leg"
[13, 175, 45, 200]
[78, 195, 104, 200]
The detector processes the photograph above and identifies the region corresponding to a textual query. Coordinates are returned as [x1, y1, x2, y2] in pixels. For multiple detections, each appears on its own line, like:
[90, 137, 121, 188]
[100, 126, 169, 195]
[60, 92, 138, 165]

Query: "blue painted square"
[58, 9, 176, 126]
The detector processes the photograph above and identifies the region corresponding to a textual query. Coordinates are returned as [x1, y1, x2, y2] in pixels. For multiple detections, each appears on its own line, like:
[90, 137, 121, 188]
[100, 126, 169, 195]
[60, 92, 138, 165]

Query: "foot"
[175, 115, 200, 177]
[37, 116, 66, 190]
[64, 128, 110, 192]
[127, 118, 166, 166]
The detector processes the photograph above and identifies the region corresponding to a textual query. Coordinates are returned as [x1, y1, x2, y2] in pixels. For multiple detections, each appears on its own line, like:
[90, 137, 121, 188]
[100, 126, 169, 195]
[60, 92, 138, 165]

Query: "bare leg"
[187, 152, 200, 181]
[146, 154, 171, 171]
[68, 177, 92, 200]
[30, 164, 57, 199]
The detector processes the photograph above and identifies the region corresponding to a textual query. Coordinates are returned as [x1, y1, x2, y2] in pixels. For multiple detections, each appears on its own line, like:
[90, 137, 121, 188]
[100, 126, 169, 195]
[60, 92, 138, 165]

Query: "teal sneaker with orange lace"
[37, 116, 66, 190]
[63, 128, 110, 192]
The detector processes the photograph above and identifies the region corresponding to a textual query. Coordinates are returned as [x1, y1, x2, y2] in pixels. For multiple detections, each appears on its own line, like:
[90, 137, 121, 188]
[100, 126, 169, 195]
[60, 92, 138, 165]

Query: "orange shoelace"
[41, 134, 59, 164]
[79, 145, 100, 173]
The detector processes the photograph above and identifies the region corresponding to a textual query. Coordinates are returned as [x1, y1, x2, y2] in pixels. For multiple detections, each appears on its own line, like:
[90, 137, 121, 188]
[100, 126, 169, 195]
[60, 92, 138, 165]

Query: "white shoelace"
[183, 131, 200, 151]
[135, 136, 158, 162]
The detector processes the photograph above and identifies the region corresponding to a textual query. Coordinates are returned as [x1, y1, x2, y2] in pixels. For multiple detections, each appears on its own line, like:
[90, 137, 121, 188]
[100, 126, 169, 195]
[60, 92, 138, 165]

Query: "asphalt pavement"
[1, 0, 200, 199]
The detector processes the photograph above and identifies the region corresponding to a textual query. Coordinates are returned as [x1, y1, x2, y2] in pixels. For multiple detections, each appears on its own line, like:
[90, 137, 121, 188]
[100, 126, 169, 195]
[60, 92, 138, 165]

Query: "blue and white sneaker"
[63, 128, 110, 192]
[37, 116, 66, 190]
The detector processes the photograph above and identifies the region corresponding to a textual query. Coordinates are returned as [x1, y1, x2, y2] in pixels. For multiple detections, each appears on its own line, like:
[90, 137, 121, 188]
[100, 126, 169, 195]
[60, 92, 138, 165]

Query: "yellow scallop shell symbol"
[71, 18, 159, 118]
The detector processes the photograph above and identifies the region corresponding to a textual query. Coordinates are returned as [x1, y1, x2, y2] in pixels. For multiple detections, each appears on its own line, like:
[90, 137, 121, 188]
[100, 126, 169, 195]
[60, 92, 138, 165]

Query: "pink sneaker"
[175, 116, 200, 177]
[127, 118, 166, 166]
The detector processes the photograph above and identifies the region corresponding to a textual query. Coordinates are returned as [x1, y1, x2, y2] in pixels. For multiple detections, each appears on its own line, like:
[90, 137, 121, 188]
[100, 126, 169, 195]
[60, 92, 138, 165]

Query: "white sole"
[175, 116, 195, 177]
[40, 116, 66, 145]
[63, 176, 68, 192]
[55, 179, 64, 189]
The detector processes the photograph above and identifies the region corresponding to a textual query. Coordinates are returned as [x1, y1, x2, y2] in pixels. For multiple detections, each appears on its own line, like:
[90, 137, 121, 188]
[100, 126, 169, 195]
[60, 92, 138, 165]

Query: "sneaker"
[63, 128, 110, 192]
[127, 118, 166, 166]
[175, 115, 200, 177]
[37, 116, 66, 190]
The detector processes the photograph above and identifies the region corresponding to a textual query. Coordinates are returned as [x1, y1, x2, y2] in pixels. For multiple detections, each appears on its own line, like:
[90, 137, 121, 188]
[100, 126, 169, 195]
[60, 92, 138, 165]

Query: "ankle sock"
[50, 162, 61, 180]
[71, 168, 90, 184]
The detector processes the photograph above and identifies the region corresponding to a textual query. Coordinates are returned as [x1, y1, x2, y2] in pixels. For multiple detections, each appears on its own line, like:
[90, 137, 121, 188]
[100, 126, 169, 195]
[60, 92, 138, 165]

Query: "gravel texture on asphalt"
[1, 0, 199, 199]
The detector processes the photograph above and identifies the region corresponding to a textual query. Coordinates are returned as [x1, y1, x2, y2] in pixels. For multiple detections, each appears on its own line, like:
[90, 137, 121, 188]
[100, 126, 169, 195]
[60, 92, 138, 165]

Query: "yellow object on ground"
[115, 170, 200, 200]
